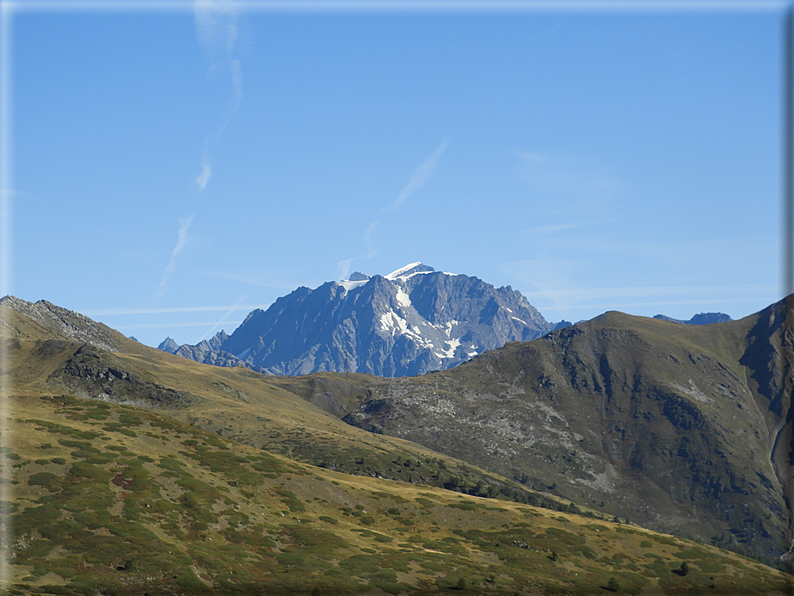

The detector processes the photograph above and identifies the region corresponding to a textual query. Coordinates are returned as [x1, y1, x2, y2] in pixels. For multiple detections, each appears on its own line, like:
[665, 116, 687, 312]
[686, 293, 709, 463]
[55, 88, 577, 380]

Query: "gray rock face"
[1, 295, 121, 353]
[158, 337, 179, 353]
[160, 330, 267, 372]
[49, 344, 198, 408]
[163, 263, 552, 377]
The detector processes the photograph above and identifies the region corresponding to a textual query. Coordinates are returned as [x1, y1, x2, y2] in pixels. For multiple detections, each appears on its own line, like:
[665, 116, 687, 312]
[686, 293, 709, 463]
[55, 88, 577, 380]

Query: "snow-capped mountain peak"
[161, 264, 551, 377]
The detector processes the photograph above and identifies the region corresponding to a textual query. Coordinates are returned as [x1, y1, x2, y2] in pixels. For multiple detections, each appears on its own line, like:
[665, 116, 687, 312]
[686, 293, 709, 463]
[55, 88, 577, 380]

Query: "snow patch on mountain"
[395, 288, 411, 309]
[437, 337, 460, 359]
[380, 310, 409, 336]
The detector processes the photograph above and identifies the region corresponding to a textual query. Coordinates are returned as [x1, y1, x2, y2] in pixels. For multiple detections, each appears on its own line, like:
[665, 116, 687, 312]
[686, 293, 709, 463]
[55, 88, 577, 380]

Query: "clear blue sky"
[5, 1, 786, 347]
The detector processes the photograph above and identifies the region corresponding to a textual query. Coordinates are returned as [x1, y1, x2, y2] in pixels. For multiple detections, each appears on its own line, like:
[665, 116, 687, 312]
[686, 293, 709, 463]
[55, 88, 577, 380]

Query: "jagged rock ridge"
[161, 263, 552, 377]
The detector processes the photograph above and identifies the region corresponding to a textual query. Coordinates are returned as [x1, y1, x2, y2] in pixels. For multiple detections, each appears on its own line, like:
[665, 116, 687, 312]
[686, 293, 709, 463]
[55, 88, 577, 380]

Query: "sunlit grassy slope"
[4, 392, 792, 595]
[9, 333, 541, 503]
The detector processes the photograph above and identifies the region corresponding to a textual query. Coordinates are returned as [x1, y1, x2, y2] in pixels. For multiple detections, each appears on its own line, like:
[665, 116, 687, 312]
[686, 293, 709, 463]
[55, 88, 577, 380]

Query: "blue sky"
[4, 1, 786, 347]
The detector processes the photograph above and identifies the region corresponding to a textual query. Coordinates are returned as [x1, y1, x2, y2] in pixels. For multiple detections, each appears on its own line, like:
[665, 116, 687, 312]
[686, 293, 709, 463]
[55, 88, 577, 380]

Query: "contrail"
[341, 138, 449, 276]
[196, 158, 211, 190]
[365, 221, 378, 258]
[339, 222, 378, 278]
[193, 0, 243, 191]
[386, 138, 449, 211]
[84, 304, 269, 316]
[337, 258, 354, 280]
[155, 215, 194, 297]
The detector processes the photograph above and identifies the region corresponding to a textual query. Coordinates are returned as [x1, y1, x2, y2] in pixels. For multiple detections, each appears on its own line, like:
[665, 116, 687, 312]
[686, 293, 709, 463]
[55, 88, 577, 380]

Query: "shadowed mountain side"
[337, 297, 794, 559]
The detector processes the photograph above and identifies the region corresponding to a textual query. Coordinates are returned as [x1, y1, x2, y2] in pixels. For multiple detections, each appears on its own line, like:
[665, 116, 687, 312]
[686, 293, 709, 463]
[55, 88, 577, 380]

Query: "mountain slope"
[161, 263, 551, 377]
[5, 293, 793, 566]
[337, 296, 794, 560]
[6, 392, 791, 594]
[0, 297, 564, 510]
[0, 296, 147, 355]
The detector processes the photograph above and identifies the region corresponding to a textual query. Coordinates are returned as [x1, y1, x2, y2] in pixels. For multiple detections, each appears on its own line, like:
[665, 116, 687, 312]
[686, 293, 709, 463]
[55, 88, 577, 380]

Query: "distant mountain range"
[159, 263, 557, 377]
[653, 312, 733, 325]
[159, 263, 734, 378]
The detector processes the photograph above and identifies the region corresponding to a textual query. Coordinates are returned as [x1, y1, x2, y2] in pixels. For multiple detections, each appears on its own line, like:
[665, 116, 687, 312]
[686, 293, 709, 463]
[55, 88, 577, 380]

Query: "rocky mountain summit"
[160, 263, 552, 377]
[159, 330, 268, 373]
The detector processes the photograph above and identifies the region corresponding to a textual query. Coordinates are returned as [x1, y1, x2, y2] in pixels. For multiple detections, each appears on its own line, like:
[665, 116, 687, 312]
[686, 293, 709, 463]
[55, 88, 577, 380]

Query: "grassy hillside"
[7, 334, 547, 507]
[3, 392, 792, 595]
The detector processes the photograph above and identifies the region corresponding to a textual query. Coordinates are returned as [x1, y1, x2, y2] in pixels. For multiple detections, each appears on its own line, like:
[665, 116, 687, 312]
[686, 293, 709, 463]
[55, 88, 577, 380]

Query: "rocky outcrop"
[159, 331, 268, 373]
[48, 344, 198, 408]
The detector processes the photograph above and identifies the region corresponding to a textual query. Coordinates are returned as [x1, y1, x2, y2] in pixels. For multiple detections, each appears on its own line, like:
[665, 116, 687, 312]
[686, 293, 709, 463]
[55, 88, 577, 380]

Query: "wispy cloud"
[205, 269, 318, 291]
[337, 140, 448, 279]
[155, 215, 194, 298]
[218, 58, 243, 135]
[194, 0, 238, 74]
[524, 221, 599, 236]
[336, 258, 354, 280]
[115, 321, 245, 331]
[335, 222, 378, 280]
[502, 255, 777, 320]
[84, 304, 269, 317]
[364, 221, 378, 258]
[386, 138, 449, 212]
[196, 159, 212, 190]
[501, 257, 586, 301]
[193, 0, 243, 191]
[518, 282, 778, 303]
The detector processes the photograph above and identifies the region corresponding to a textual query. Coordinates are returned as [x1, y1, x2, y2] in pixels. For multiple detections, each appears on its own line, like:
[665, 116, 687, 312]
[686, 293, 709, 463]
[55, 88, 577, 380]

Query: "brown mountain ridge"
[331, 296, 794, 561]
